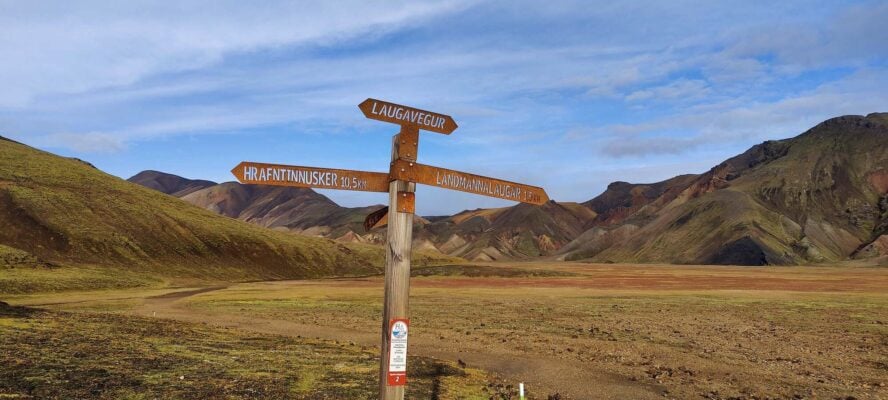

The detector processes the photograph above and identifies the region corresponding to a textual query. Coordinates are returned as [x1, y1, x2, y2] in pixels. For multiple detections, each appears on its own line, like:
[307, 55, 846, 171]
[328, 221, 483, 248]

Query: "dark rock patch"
[0, 301, 38, 318]
[708, 237, 769, 266]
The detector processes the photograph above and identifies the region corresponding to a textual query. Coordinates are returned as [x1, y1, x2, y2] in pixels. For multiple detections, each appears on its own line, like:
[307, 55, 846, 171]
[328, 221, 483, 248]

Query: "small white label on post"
[387, 318, 409, 386]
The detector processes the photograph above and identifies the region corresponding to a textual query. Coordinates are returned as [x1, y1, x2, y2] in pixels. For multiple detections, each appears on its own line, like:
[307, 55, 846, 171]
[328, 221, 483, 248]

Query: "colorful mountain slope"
[562, 113, 888, 265]
[127, 170, 217, 197]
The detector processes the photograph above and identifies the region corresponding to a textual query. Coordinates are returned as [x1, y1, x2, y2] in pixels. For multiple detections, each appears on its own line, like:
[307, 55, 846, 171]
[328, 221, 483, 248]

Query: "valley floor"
[3, 263, 888, 399]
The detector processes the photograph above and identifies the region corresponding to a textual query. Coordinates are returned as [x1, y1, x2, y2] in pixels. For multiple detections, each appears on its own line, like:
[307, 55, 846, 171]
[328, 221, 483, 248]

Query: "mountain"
[127, 170, 216, 197]
[560, 113, 888, 265]
[582, 175, 699, 226]
[412, 202, 597, 261]
[179, 183, 392, 239]
[0, 137, 451, 287]
[129, 113, 888, 265]
[131, 174, 597, 261]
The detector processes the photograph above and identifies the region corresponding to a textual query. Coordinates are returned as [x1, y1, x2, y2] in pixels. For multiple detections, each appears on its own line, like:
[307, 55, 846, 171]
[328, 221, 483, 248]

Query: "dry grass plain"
[4, 262, 888, 399]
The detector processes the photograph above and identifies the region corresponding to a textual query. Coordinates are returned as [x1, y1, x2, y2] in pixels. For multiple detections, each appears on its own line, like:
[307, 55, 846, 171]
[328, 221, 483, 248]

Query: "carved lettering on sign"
[389, 159, 548, 205]
[231, 161, 390, 193]
[359, 99, 458, 134]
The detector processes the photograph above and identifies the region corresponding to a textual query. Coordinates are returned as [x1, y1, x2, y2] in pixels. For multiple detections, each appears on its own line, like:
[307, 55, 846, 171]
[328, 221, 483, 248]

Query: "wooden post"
[379, 128, 416, 400]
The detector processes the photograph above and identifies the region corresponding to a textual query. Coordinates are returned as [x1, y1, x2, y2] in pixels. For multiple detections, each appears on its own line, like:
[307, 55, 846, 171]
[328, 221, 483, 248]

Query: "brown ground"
[8, 262, 888, 400]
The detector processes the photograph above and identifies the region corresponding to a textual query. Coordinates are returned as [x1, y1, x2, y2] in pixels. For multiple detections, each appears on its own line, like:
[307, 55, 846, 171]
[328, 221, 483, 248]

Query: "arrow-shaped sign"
[389, 159, 549, 205]
[359, 98, 458, 134]
[364, 206, 389, 232]
[231, 161, 390, 193]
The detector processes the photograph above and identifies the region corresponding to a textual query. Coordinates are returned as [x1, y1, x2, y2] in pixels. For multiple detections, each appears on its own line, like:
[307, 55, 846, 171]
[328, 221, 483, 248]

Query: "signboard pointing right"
[389, 159, 549, 205]
[359, 98, 458, 134]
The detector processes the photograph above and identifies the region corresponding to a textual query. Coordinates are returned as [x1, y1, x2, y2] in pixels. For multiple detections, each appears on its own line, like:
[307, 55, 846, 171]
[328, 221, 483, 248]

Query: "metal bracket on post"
[397, 126, 419, 162]
[389, 159, 417, 182]
[396, 191, 415, 214]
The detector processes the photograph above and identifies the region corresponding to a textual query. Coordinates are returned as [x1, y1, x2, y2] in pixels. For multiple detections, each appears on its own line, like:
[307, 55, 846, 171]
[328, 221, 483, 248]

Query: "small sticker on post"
[387, 318, 409, 386]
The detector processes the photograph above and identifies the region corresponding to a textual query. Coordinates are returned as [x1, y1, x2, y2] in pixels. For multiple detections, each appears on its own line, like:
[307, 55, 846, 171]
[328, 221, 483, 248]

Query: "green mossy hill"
[0, 138, 445, 284]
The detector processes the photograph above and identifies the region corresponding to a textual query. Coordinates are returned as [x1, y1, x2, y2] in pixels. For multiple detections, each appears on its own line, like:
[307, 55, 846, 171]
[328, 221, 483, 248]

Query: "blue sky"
[1, 1, 886, 215]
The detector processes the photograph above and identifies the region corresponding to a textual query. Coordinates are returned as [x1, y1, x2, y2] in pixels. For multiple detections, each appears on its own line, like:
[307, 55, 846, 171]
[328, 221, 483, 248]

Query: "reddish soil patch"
[868, 169, 888, 194]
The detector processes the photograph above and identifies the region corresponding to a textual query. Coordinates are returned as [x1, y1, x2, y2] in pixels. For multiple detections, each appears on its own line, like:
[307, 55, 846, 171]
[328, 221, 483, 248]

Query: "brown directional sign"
[363, 206, 389, 232]
[389, 159, 549, 205]
[359, 98, 458, 134]
[231, 161, 389, 192]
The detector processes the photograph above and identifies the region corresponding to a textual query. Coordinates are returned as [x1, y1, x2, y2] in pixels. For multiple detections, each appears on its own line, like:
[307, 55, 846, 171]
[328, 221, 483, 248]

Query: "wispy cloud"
[0, 1, 885, 213]
[39, 132, 127, 154]
[625, 79, 711, 102]
[0, 1, 475, 107]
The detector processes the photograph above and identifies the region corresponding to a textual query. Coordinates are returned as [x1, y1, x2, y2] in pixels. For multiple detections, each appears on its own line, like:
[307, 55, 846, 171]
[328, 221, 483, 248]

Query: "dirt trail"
[127, 285, 662, 399]
[146, 286, 227, 300]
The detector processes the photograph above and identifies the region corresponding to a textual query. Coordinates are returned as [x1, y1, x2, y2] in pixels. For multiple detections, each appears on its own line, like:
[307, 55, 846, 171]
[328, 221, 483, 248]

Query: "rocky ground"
[4, 262, 888, 399]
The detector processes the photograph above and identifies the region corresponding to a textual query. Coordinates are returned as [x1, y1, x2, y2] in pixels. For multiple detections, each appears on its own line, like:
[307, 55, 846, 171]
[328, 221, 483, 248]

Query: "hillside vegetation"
[563, 113, 888, 265]
[0, 137, 451, 293]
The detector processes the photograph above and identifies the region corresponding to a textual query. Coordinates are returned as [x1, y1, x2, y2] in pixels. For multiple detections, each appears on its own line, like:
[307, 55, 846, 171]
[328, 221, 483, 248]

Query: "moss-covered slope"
[0, 137, 395, 282]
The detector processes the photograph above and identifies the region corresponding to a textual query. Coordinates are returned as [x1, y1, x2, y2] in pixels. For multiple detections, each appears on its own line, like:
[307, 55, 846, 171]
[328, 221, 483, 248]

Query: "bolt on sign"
[230, 98, 548, 400]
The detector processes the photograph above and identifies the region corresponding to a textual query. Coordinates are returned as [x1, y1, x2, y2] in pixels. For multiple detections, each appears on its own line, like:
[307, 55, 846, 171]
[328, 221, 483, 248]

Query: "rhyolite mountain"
[132, 113, 888, 265]
[411, 202, 597, 260]
[132, 177, 598, 260]
[177, 182, 392, 241]
[560, 113, 888, 265]
[0, 136, 451, 289]
[127, 170, 217, 197]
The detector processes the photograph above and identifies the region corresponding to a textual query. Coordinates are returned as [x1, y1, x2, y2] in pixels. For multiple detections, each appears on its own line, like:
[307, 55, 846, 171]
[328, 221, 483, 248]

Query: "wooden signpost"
[231, 98, 548, 400]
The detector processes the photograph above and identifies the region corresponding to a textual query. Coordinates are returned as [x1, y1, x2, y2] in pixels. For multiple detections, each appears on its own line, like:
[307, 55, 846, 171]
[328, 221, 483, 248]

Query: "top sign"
[359, 98, 458, 134]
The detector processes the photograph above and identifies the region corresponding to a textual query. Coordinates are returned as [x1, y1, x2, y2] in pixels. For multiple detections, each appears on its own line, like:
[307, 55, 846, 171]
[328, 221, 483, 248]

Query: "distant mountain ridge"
[128, 170, 217, 197]
[130, 113, 888, 265]
[180, 183, 388, 239]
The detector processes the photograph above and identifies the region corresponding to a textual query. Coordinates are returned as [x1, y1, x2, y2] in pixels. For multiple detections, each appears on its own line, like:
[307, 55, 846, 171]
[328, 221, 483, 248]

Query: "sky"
[1, 1, 886, 215]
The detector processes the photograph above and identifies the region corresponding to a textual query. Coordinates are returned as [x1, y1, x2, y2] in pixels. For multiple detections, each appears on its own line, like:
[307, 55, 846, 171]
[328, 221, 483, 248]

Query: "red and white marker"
[387, 318, 409, 386]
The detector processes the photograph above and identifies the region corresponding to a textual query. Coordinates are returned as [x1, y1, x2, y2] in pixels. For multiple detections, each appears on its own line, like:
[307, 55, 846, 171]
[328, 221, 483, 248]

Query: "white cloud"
[722, 2, 888, 70]
[0, 1, 474, 107]
[39, 132, 127, 153]
[625, 79, 710, 102]
[0, 1, 885, 214]
[596, 67, 888, 158]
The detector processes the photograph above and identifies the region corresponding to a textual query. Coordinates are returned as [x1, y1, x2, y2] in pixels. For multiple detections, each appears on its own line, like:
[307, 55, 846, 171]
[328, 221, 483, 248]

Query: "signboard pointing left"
[231, 161, 390, 192]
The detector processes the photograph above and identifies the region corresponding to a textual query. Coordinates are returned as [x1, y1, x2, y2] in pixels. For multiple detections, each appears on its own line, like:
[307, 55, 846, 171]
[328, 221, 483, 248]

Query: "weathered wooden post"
[378, 129, 416, 398]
